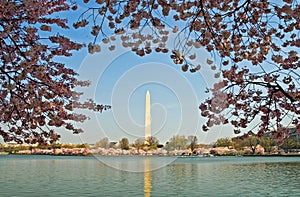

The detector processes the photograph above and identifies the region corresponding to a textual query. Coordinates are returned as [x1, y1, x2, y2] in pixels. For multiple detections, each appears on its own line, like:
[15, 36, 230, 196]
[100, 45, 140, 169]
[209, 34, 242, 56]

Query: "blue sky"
[51, 2, 237, 145]
[58, 34, 236, 144]
[47, 5, 239, 144]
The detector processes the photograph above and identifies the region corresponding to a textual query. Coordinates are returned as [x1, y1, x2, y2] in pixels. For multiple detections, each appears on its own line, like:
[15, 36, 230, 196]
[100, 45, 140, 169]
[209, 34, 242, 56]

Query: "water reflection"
[1, 156, 300, 196]
[144, 158, 152, 197]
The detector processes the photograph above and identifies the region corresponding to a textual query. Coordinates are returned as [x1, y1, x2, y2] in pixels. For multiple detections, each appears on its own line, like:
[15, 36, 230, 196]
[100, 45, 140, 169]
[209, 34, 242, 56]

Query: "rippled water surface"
[1, 155, 299, 196]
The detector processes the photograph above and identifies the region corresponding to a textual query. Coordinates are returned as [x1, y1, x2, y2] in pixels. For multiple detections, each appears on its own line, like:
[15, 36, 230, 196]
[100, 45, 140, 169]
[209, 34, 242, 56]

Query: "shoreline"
[2, 153, 300, 157]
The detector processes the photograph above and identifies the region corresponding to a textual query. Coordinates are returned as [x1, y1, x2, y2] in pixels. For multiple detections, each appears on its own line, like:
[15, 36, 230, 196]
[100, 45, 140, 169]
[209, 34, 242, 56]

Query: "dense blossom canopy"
[0, 0, 109, 144]
[76, 0, 299, 143]
[1, 0, 299, 144]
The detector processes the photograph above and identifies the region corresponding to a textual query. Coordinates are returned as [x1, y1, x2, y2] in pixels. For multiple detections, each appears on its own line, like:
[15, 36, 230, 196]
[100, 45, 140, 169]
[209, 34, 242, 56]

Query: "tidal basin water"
[1, 155, 300, 196]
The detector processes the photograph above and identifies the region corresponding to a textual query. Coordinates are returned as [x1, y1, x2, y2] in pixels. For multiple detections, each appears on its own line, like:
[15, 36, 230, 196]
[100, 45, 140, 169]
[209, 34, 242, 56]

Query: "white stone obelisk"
[145, 91, 151, 141]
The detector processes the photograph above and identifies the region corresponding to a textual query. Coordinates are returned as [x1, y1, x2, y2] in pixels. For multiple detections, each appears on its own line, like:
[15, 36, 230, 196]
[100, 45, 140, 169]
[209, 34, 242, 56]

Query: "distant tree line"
[0, 143, 90, 154]
[93, 132, 300, 154]
[214, 136, 300, 154]
[94, 135, 198, 152]
[3, 133, 299, 155]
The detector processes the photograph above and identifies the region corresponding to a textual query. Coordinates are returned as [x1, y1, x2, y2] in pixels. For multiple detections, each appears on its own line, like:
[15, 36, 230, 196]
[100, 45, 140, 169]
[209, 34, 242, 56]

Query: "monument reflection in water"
[144, 158, 152, 197]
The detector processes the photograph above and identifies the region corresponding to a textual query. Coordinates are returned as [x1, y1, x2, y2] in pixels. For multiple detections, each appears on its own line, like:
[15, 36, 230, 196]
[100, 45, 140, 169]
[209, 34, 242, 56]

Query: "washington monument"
[145, 90, 151, 140]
